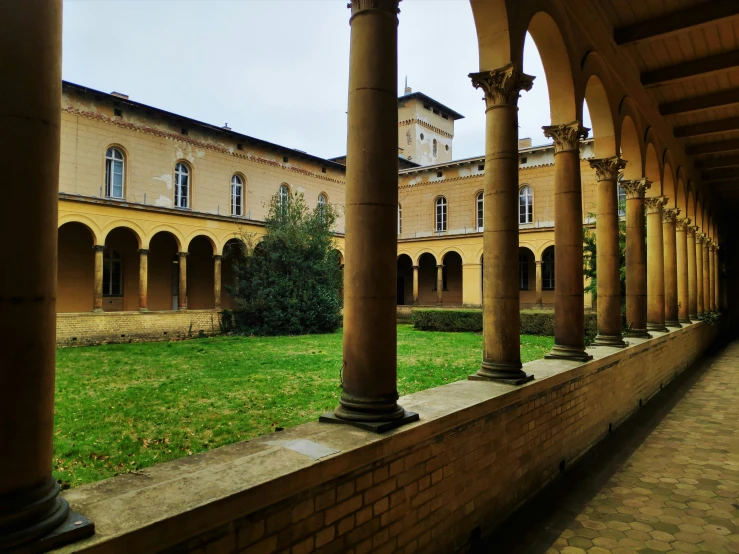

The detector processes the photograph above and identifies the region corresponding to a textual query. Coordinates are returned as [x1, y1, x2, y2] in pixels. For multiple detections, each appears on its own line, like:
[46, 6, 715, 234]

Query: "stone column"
[535, 260, 543, 306]
[543, 122, 592, 361]
[93, 245, 105, 312]
[676, 219, 690, 324]
[213, 254, 222, 310]
[589, 157, 627, 347]
[646, 197, 668, 332]
[436, 264, 444, 304]
[709, 241, 716, 312]
[178, 252, 188, 310]
[321, 0, 416, 430]
[0, 0, 94, 549]
[468, 63, 534, 384]
[687, 226, 698, 320]
[622, 179, 650, 338]
[138, 249, 149, 312]
[663, 208, 681, 328]
[696, 233, 704, 316]
[702, 237, 710, 314]
[412, 265, 419, 305]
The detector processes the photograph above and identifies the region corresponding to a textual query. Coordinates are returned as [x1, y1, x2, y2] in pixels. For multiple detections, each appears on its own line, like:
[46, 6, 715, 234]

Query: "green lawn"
[54, 326, 553, 488]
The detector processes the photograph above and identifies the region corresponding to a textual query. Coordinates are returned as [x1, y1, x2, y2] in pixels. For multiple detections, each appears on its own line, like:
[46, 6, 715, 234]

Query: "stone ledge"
[52, 322, 715, 553]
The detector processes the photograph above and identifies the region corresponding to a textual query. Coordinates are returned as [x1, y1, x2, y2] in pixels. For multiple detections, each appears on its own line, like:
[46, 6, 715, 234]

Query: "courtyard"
[53, 327, 553, 488]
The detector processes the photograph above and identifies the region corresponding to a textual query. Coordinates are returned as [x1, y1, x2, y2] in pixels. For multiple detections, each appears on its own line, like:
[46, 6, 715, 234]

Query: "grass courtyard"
[53, 326, 553, 488]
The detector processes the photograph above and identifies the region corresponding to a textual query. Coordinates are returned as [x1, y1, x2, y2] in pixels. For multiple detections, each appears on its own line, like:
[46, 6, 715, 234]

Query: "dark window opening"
[283, 156, 289, 163]
[237, 143, 243, 151]
[437, 171, 443, 178]
[442, 113, 449, 120]
[114, 108, 123, 118]
[181, 128, 188, 136]
[478, 164, 485, 171]
[519, 251, 529, 290]
[520, 157, 527, 164]
[321, 167, 326, 174]
[423, 103, 431, 110]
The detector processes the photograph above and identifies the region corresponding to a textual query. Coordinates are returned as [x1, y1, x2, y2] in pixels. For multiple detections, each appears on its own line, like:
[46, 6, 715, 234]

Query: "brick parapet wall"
[56, 310, 222, 347]
[57, 323, 716, 554]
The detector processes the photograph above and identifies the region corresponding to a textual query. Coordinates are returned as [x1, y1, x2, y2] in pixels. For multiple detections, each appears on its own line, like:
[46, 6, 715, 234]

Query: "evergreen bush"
[225, 191, 343, 336]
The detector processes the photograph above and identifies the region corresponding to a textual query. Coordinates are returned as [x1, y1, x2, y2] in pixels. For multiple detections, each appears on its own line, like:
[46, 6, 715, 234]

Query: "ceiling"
[601, 0, 739, 206]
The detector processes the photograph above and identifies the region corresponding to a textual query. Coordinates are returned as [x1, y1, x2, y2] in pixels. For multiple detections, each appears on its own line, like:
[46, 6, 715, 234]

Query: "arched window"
[432, 139, 438, 157]
[231, 175, 243, 216]
[542, 247, 555, 290]
[519, 185, 533, 224]
[279, 184, 290, 208]
[435, 197, 447, 232]
[317, 193, 327, 220]
[397, 203, 402, 235]
[174, 163, 190, 209]
[476, 191, 484, 231]
[105, 147, 125, 199]
[103, 249, 123, 296]
[519, 251, 529, 290]
[617, 182, 626, 217]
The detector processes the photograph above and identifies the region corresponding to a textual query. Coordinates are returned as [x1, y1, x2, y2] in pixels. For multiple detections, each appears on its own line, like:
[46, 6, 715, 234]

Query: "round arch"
[100, 220, 145, 249]
[537, 240, 555, 260]
[414, 249, 439, 266]
[581, 70, 617, 159]
[144, 225, 185, 251]
[58, 215, 102, 245]
[663, 162, 676, 209]
[441, 248, 466, 265]
[185, 231, 218, 255]
[645, 141, 662, 197]
[619, 114, 643, 180]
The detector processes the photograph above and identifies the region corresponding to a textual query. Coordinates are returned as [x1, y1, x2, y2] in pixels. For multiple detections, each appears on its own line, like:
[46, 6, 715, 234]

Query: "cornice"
[63, 107, 344, 184]
[398, 118, 453, 139]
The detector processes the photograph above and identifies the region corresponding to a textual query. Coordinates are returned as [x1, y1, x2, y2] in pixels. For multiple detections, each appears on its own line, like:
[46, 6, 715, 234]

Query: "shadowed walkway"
[478, 339, 739, 554]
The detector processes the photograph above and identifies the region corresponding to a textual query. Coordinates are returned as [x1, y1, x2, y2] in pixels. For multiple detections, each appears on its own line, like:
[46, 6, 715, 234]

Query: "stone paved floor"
[479, 340, 739, 554]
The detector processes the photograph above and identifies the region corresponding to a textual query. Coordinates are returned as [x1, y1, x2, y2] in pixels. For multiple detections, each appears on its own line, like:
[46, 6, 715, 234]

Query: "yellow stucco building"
[57, 81, 597, 342]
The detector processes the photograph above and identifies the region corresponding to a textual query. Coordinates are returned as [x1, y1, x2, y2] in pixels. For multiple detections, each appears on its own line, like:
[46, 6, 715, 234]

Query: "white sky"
[62, 0, 590, 161]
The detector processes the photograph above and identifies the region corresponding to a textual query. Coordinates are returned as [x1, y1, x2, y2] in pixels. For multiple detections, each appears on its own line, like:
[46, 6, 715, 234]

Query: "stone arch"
[144, 225, 185, 251]
[581, 70, 617, 159]
[687, 185, 696, 222]
[518, 246, 536, 300]
[645, 141, 662, 198]
[185, 231, 218, 255]
[526, 10, 578, 124]
[57, 221, 97, 313]
[414, 249, 439, 266]
[695, 198, 704, 230]
[58, 214, 102, 245]
[676, 172, 687, 216]
[663, 161, 676, 209]
[103, 226, 142, 312]
[470, 0, 515, 70]
[441, 247, 466, 265]
[221, 237, 248, 310]
[100, 220, 144, 249]
[619, 113, 643, 180]
[187, 235, 216, 310]
[441, 251, 463, 305]
[537, 240, 555, 261]
[397, 254, 413, 306]
[417, 252, 438, 305]
[148, 229, 184, 311]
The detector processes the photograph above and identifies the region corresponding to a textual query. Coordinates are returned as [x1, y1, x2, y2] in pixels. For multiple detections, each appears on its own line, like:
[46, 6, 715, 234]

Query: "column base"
[91, 308, 103, 313]
[319, 394, 419, 433]
[591, 334, 628, 348]
[319, 410, 419, 433]
[679, 318, 692, 325]
[469, 361, 534, 386]
[646, 322, 669, 333]
[688, 313, 697, 321]
[624, 328, 652, 339]
[665, 320, 682, 328]
[177, 307, 188, 311]
[138, 308, 149, 313]
[545, 344, 593, 362]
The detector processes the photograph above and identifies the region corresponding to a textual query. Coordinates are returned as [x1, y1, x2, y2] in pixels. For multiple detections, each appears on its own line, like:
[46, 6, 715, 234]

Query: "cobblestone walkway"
[482, 340, 739, 554]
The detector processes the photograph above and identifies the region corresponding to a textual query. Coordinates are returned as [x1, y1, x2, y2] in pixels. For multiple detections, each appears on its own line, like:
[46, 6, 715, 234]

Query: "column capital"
[348, 0, 400, 17]
[541, 121, 590, 153]
[213, 254, 222, 261]
[412, 265, 419, 270]
[178, 251, 189, 258]
[620, 179, 651, 199]
[535, 260, 543, 266]
[645, 196, 666, 214]
[710, 241, 718, 251]
[677, 218, 692, 231]
[436, 264, 444, 269]
[138, 248, 149, 255]
[687, 225, 698, 237]
[702, 236, 711, 248]
[662, 207, 680, 223]
[696, 233, 706, 244]
[93, 245, 106, 253]
[469, 63, 535, 109]
[589, 156, 627, 181]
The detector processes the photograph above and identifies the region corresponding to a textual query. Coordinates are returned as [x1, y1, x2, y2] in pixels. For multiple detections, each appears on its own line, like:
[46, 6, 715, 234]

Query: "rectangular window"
[436, 201, 447, 232]
[232, 185, 242, 216]
[105, 158, 124, 198]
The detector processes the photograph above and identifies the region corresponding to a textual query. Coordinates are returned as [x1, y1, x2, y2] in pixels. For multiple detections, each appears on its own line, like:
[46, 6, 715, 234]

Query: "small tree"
[583, 202, 627, 303]
[226, 191, 343, 336]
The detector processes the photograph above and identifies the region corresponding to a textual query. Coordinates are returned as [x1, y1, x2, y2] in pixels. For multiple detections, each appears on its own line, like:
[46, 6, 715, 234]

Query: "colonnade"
[325, 0, 722, 434]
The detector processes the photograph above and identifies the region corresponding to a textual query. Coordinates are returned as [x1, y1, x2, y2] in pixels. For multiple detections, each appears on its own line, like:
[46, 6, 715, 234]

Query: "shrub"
[412, 308, 597, 340]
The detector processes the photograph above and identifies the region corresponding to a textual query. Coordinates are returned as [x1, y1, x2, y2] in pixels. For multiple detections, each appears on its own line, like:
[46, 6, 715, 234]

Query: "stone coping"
[57, 309, 220, 318]
[53, 324, 700, 553]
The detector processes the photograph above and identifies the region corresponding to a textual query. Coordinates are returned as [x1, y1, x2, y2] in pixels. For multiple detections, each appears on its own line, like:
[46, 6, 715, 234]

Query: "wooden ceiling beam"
[659, 88, 739, 115]
[674, 117, 739, 137]
[686, 138, 739, 155]
[701, 168, 739, 181]
[614, 1, 739, 45]
[695, 155, 739, 169]
[642, 51, 739, 87]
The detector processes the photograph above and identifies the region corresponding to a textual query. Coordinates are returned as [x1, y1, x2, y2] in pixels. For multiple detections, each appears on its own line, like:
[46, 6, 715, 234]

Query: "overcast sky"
[62, 0, 590, 161]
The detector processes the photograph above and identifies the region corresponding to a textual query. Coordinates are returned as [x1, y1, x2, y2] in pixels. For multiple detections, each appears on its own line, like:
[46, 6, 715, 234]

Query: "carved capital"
[542, 121, 589, 153]
[702, 237, 711, 249]
[620, 179, 651, 199]
[662, 208, 680, 223]
[138, 248, 149, 256]
[589, 157, 627, 181]
[687, 225, 698, 237]
[213, 254, 222, 261]
[469, 63, 534, 109]
[696, 233, 706, 244]
[93, 245, 106, 253]
[677, 218, 692, 231]
[349, 0, 400, 17]
[178, 251, 189, 258]
[645, 196, 666, 214]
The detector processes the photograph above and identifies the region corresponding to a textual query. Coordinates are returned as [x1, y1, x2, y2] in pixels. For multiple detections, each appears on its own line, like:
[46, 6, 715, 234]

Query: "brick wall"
[61, 323, 716, 554]
[56, 310, 222, 347]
